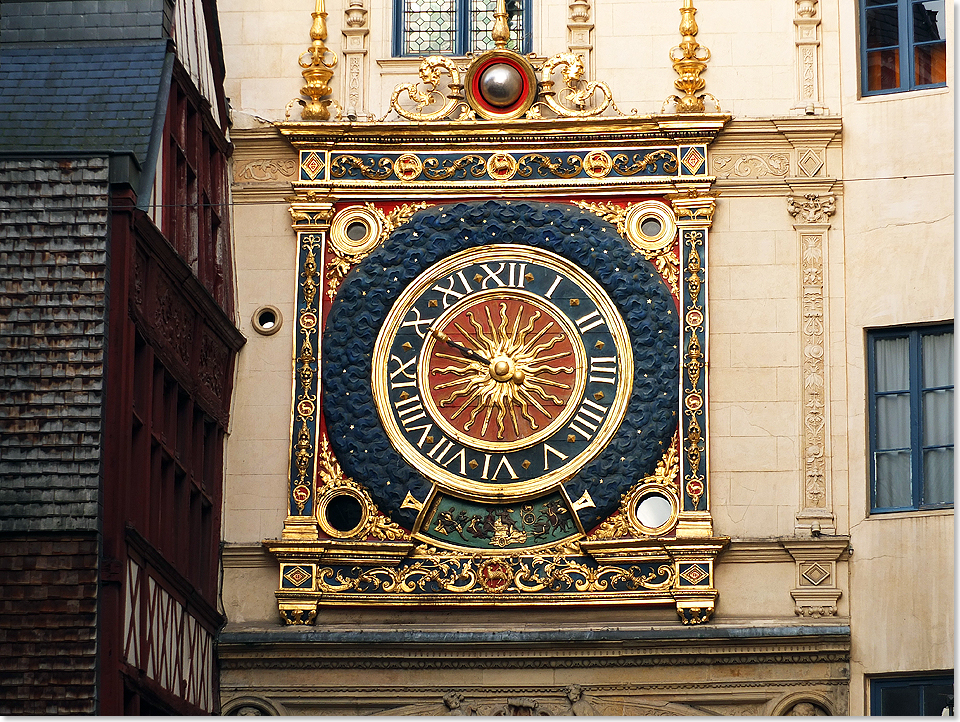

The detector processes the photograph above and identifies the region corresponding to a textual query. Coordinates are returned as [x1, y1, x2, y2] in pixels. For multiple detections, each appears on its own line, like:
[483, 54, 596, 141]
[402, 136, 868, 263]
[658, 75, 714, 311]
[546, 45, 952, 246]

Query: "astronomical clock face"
[323, 200, 680, 551]
[372, 245, 633, 501]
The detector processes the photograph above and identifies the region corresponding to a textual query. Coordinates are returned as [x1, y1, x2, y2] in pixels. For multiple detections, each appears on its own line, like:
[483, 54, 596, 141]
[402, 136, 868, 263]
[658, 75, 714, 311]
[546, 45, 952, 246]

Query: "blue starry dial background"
[322, 200, 680, 531]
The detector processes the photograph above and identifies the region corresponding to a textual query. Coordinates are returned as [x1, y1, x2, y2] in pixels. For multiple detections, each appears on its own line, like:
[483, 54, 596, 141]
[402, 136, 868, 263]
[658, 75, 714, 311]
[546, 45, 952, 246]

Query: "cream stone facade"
[216, 0, 953, 715]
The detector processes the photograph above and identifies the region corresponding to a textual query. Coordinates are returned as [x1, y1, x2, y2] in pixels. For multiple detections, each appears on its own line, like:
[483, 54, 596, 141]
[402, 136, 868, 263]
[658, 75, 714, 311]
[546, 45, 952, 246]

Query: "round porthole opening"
[252, 305, 283, 336]
[636, 493, 673, 529]
[641, 215, 663, 238]
[624, 201, 677, 254]
[346, 220, 369, 242]
[319, 491, 367, 537]
[628, 483, 679, 536]
[330, 206, 383, 257]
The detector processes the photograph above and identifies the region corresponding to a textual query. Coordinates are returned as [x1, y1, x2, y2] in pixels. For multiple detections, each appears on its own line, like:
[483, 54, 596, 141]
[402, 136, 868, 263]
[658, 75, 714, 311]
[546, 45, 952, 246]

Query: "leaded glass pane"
[470, 0, 525, 52]
[403, 0, 456, 55]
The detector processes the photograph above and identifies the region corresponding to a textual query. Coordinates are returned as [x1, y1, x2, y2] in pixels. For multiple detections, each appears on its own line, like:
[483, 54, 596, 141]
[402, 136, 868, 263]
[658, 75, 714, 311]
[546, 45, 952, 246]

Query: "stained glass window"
[395, 0, 530, 57]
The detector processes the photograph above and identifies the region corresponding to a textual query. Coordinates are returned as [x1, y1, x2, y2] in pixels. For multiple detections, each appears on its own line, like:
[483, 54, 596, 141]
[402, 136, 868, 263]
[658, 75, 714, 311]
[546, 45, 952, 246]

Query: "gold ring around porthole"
[626, 482, 679, 536]
[624, 201, 677, 254]
[330, 205, 384, 258]
[316, 485, 372, 539]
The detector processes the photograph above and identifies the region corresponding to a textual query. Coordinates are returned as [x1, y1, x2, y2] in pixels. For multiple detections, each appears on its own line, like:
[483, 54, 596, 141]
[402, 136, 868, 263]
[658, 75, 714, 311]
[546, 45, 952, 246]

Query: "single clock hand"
[430, 328, 491, 365]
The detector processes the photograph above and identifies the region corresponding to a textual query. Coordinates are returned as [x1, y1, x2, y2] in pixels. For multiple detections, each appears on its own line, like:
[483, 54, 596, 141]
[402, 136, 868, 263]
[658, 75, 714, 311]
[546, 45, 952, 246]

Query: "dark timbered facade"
[0, 0, 242, 714]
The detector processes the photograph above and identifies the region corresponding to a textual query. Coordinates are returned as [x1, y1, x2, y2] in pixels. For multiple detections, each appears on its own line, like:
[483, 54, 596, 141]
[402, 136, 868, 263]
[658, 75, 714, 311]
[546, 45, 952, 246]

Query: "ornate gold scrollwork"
[389, 56, 467, 122]
[315, 548, 676, 596]
[573, 200, 680, 299]
[587, 436, 680, 541]
[613, 150, 679, 176]
[315, 436, 409, 542]
[325, 202, 431, 299]
[536, 52, 615, 118]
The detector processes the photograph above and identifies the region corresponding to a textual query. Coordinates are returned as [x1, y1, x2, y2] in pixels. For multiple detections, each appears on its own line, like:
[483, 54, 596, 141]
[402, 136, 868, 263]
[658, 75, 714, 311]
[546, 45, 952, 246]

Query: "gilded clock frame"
[268, 111, 728, 625]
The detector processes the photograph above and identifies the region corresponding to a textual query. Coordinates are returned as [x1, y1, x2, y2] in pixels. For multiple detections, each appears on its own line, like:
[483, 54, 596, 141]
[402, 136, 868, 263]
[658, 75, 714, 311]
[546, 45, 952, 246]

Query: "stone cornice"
[218, 621, 851, 669]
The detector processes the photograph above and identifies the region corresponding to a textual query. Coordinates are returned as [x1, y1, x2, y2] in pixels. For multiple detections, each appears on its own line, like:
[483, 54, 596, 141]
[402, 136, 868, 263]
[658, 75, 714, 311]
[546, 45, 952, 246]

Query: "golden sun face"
[429, 300, 577, 442]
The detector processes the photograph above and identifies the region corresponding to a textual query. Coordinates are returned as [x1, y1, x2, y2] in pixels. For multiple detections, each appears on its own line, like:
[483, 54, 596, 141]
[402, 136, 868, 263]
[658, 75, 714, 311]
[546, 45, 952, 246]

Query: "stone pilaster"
[567, 0, 594, 80]
[786, 192, 836, 536]
[792, 0, 827, 114]
[342, 0, 370, 119]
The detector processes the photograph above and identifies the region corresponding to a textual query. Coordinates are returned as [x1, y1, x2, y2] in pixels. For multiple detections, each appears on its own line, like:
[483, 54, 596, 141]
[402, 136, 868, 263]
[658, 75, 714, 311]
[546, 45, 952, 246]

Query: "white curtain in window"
[922, 332, 953, 504]
[874, 337, 911, 508]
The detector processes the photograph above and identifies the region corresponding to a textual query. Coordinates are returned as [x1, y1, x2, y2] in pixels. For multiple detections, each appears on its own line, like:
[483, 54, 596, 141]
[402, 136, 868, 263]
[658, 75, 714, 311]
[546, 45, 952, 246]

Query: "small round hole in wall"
[323, 493, 364, 535]
[252, 305, 283, 336]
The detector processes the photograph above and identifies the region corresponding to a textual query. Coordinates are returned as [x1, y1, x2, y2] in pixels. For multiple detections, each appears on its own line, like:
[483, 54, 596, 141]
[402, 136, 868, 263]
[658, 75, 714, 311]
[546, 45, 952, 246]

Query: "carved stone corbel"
[781, 538, 848, 617]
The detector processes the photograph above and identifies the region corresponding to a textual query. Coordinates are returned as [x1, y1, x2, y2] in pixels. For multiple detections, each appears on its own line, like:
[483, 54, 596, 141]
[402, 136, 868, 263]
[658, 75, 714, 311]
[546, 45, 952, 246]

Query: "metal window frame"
[393, 0, 533, 57]
[867, 323, 954, 513]
[869, 673, 955, 716]
[859, 0, 948, 96]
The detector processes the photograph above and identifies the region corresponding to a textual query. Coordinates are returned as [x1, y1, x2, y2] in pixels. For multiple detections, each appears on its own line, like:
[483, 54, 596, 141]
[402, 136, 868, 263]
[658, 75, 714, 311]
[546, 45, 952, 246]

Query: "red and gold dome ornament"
[464, 50, 538, 120]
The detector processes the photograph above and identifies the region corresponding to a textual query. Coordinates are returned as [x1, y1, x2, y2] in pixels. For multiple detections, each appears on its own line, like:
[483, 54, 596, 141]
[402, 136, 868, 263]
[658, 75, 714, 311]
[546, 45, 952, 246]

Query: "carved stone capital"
[786, 193, 835, 225]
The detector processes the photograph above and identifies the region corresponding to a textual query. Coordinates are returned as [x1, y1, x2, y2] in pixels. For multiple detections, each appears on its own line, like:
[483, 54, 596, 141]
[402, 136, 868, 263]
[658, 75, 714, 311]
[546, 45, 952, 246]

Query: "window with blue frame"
[868, 324, 953, 512]
[860, 0, 946, 94]
[394, 0, 531, 57]
[870, 674, 954, 715]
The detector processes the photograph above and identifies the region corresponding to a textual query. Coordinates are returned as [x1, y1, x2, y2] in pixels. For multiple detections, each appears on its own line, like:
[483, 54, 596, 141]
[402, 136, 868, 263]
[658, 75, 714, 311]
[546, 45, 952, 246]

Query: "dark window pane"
[875, 450, 912, 507]
[922, 683, 955, 715]
[879, 685, 921, 716]
[915, 41, 946, 85]
[913, 0, 945, 42]
[866, 6, 900, 48]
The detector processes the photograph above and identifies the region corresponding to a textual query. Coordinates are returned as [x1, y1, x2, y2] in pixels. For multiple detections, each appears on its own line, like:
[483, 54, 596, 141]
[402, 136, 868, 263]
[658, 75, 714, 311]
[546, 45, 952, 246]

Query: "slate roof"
[0, 42, 169, 164]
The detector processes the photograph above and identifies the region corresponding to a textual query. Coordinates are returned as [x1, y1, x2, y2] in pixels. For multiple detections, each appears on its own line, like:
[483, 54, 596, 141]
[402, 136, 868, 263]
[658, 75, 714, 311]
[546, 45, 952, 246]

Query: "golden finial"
[664, 0, 716, 114]
[298, 0, 338, 120]
[491, 0, 510, 49]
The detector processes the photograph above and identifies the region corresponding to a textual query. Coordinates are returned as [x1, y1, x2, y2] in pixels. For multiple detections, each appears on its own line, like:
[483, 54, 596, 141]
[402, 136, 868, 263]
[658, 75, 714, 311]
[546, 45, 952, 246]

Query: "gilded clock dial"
[372, 244, 633, 502]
